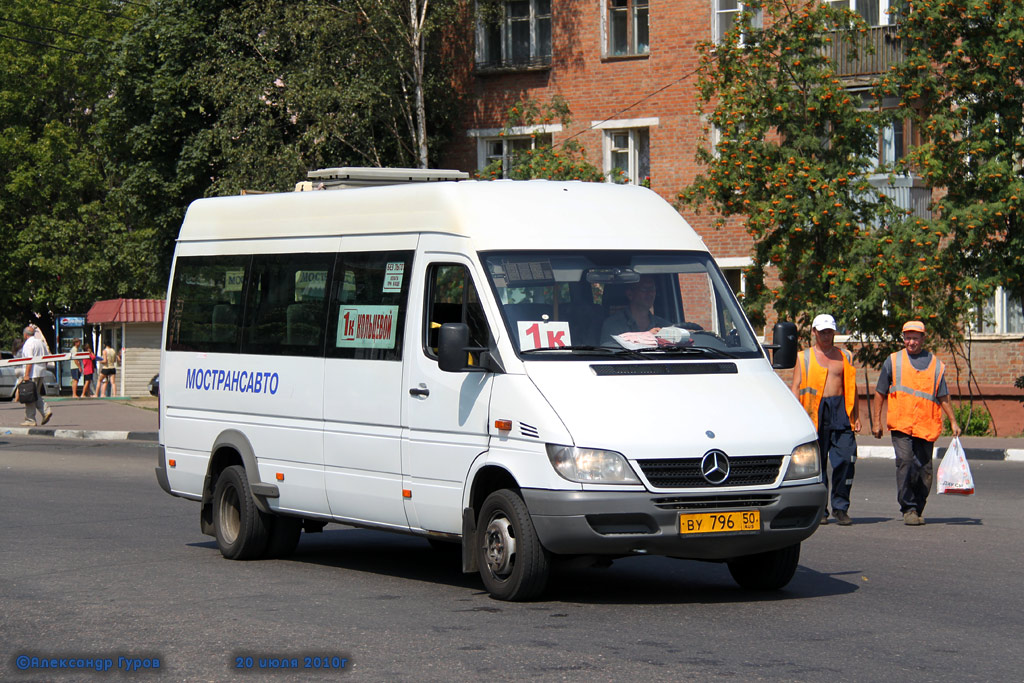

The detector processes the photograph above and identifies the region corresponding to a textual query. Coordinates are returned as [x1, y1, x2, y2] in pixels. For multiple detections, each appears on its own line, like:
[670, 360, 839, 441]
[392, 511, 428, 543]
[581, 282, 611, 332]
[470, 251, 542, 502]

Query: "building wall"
[443, 1, 753, 258]
[442, 1, 1023, 392]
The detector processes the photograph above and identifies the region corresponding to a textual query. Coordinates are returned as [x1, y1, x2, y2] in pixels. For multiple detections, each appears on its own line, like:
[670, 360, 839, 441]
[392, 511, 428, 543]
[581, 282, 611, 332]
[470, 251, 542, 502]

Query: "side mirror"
[438, 323, 471, 373]
[769, 321, 798, 369]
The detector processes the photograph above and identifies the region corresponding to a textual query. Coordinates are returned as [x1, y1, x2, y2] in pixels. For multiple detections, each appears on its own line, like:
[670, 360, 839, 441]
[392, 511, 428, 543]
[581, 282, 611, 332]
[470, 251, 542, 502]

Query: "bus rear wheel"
[213, 465, 269, 560]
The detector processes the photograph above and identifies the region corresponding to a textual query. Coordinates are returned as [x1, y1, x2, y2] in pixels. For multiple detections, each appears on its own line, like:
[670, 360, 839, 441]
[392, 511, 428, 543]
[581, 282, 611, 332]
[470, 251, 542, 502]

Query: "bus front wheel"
[477, 489, 549, 601]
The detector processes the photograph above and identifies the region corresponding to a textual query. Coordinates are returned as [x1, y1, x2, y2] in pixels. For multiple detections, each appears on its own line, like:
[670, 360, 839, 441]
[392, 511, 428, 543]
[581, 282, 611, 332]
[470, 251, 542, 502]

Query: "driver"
[600, 275, 671, 345]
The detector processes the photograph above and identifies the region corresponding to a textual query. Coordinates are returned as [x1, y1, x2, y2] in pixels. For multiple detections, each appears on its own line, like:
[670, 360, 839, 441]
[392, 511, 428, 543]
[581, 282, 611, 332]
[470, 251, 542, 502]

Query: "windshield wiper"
[521, 345, 650, 360]
[635, 345, 738, 359]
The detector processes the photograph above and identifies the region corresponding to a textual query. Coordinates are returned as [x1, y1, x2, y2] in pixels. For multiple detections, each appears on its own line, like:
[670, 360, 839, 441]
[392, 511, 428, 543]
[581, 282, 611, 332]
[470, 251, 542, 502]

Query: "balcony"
[823, 24, 903, 80]
[474, 54, 552, 75]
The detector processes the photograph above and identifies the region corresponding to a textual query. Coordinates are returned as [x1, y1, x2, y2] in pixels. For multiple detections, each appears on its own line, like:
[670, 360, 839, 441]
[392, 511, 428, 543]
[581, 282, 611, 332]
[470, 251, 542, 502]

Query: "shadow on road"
[190, 526, 860, 605]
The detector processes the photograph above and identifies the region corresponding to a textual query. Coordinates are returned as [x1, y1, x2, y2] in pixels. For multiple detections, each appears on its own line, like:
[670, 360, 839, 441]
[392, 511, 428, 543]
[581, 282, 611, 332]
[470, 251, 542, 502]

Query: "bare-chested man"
[790, 314, 861, 525]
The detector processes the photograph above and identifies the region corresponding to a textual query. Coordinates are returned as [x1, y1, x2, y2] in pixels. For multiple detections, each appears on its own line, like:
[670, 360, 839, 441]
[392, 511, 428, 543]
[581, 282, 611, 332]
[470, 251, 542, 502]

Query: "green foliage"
[679, 0, 969, 366]
[884, 0, 1024, 318]
[478, 97, 604, 182]
[944, 401, 992, 437]
[97, 0, 467, 303]
[0, 0, 151, 341]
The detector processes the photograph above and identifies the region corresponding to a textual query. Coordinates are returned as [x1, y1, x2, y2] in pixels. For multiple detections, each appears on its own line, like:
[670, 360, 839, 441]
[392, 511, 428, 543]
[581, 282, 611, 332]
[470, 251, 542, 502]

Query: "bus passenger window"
[327, 251, 412, 361]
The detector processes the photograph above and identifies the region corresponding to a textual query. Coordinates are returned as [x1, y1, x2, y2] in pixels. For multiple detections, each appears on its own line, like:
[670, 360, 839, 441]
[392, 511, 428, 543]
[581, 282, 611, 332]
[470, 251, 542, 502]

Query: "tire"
[477, 489, 550, 601]
[212, 465, 270, 560]
[265, 516, 303, 559]
[727, 543, 801, 591]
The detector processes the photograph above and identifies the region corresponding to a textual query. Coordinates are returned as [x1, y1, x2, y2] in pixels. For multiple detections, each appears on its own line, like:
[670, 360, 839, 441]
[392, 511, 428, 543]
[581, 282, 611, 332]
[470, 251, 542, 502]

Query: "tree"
[679, 0, 958, 365]
[351, 0, 468, 169]
[884, 0, 1024, 325]
[99, 0, 467, 290]
[478, 96, 605, 182]
[0, 0, 147, 344]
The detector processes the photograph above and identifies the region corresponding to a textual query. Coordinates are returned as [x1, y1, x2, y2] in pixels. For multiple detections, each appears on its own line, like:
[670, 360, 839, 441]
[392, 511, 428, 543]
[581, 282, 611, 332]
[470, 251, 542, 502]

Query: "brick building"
[440, 0, 1023, 433]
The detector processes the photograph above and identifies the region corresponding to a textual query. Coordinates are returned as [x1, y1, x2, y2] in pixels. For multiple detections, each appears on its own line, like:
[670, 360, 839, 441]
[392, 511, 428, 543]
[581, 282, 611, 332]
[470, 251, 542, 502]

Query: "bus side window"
[165, 256, 250, 353]
[327, 250, 412, 362]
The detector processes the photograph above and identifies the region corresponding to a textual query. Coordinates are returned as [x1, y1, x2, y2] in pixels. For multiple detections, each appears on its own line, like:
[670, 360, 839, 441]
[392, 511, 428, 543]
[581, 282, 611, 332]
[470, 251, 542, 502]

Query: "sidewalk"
[2, 395, 1023, 460]
[0, 395, 158, 441]
[856, 434, 1024, 462]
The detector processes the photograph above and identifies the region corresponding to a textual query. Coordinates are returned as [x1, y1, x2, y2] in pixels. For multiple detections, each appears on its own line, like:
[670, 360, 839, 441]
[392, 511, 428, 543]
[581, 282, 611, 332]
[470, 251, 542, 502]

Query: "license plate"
[679, 510, 760, 535]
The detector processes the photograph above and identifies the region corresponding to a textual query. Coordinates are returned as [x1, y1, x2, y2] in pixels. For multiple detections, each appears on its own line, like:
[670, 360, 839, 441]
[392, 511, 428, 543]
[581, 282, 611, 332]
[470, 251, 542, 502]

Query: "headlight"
[545, 445, 641, 484]
[784, 441, 821, 481]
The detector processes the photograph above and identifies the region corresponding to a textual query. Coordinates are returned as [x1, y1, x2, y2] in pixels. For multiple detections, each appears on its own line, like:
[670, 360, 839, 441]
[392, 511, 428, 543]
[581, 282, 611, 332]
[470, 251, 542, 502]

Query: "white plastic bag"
[937, 437, 975, 495]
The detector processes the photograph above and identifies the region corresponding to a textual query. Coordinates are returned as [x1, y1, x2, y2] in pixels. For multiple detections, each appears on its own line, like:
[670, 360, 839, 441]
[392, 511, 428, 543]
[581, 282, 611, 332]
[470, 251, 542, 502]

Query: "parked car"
[0, 351, 59, 400]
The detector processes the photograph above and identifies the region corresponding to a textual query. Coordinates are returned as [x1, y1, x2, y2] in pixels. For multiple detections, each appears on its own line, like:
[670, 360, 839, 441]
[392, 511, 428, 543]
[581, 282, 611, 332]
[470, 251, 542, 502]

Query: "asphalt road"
[2, 437, 1022, 682]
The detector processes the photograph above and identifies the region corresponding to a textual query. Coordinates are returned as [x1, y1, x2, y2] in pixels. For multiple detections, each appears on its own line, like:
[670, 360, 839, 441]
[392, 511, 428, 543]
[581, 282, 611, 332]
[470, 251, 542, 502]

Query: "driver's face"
[626, 278, 656, 306]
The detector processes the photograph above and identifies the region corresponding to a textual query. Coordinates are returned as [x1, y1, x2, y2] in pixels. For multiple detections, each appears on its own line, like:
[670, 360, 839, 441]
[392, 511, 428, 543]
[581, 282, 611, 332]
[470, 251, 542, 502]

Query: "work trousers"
[23, 377, 48, 422]
[817, 396, 857, 512]
[891, 430, 934, 515]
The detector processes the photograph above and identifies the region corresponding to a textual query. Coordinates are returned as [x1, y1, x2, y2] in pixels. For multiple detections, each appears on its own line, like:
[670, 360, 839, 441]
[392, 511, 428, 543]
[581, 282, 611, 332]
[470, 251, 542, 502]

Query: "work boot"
[834, 510, 852, 526]
[903, 510, 921, 525]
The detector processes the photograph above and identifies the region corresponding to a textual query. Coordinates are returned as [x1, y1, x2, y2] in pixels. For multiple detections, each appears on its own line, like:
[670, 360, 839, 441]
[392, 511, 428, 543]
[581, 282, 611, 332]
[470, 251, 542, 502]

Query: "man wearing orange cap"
[872, 320, 961, 525]
[791, 314, 860, 526]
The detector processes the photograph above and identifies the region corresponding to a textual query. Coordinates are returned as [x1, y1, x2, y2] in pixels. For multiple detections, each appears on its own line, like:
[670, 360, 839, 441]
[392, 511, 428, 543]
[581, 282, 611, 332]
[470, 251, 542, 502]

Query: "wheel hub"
[483, 516, 516, 577]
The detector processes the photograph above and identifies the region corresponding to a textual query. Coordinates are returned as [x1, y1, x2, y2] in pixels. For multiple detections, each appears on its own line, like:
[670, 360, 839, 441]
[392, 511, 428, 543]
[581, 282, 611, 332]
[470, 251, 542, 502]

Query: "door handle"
[409, 386, 430, 397]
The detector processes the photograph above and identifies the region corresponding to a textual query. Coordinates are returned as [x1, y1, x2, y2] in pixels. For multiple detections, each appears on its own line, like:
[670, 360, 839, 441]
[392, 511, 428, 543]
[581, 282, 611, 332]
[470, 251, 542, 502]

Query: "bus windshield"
[482, 250, 764, 360]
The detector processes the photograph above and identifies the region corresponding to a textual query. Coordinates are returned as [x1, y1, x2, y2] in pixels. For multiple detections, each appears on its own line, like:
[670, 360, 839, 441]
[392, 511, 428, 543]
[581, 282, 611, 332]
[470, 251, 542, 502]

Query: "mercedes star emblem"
[700, 450, 730, 485]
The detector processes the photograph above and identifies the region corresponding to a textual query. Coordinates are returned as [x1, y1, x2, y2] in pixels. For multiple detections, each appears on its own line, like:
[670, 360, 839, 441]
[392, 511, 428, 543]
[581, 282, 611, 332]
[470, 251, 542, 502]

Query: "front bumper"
[523, 483, 826, 559]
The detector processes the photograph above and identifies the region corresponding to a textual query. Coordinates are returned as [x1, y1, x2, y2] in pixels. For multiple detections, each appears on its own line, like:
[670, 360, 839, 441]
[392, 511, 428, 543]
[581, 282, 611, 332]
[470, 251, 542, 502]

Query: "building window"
[477, 0, 552, 70]
[717, 258, 764, 336]
[858, 93, 917, 171]
[713, 1, 761, 44]
[826, 1, 896, 26]
[476, 133, 553, 178]
[604, 128, 650, 185]
[606, 0, 649, 57]
[977, 287, 1024, 335]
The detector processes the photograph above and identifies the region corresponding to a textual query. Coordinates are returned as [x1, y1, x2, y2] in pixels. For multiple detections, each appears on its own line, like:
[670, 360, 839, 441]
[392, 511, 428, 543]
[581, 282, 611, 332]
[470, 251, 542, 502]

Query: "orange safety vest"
[886, 350, 945, 442]
[797, 347, 857, 429]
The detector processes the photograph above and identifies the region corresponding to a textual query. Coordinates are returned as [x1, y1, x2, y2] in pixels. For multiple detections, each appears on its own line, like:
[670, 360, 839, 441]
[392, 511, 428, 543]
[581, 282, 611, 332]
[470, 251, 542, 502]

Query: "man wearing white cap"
[790, 314, 860, 525]
[872, 320, 960, 525]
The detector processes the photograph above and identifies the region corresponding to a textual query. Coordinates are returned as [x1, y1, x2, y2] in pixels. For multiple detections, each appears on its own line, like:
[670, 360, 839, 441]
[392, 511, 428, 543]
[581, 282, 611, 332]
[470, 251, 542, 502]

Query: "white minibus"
[156, 169, 824, 601]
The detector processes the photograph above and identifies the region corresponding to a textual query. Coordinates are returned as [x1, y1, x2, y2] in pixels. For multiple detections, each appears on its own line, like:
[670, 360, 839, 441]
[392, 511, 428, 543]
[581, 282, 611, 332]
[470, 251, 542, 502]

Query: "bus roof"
[177, 180, 707, 252]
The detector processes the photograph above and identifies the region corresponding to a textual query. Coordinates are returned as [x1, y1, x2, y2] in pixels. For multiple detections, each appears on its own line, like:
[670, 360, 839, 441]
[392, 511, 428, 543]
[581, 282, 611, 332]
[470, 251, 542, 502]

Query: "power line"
[0, 30, 91, 55]
[43, 0, 131, 22]
[557, 63, 705, 149]
[0, 16, 114, 44]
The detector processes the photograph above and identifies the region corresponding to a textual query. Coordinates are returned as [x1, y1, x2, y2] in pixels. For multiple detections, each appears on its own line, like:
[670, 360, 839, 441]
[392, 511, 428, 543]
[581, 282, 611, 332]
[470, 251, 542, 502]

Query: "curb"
[2, 427, 158, 442]
[858, 445, 1021, 461]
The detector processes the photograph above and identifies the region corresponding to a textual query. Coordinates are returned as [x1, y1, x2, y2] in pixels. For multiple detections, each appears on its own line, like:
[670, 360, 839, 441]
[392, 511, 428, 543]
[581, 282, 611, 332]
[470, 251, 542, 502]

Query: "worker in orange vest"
[871, 320, 961, 526]
[790, 314, 860, 526]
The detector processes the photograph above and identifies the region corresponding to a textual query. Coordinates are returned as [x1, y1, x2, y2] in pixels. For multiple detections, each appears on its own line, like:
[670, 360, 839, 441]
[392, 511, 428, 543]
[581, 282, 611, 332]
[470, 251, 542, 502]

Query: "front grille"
[652, 494, 779, 511]
[637, 456, 783, 488]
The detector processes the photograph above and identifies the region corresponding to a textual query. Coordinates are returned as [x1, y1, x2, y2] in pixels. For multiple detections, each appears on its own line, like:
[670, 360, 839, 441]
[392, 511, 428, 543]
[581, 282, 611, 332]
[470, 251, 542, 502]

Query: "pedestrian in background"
[19, 326, 53, 426]
[791, 313, 860, 526]
[80, 341, 96, 398]
[99, 341, 120, 398]
[70, 338, 84, 398]
[871, 320, 961, 526]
